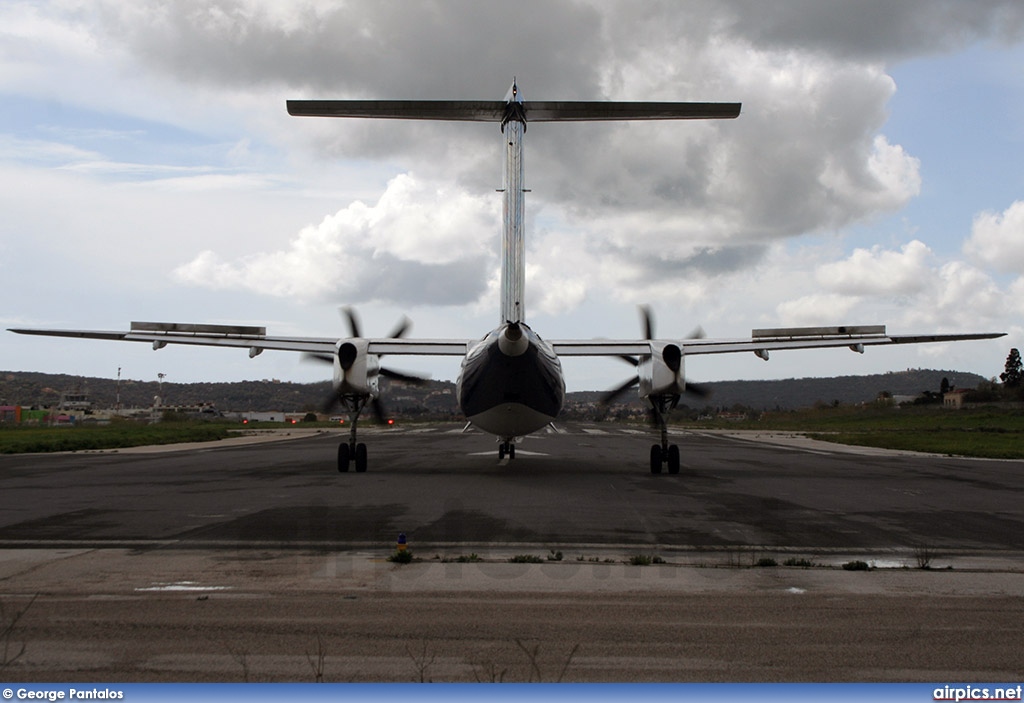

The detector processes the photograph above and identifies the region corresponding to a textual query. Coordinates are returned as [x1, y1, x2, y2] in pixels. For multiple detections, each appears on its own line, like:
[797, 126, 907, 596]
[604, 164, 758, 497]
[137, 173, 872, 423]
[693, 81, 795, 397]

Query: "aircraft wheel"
[498, 443, 506, 460]
[667, 444, 680, 475]
[355, 442, 368, 473]
[338, 443, 351, 473]
[508, 444, 516, 460]
[649, 444, 663, 474]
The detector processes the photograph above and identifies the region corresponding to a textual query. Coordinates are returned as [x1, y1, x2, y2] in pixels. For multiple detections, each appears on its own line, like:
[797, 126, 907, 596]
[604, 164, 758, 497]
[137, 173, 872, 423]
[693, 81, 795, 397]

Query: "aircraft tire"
[649, 444, 663, 474]
[355, 442, 368, 473]
[667, 444, 680, 474]
[498, 443, 506, 460]
[509, 444, 515, 460]
[338, 443, 350, 473]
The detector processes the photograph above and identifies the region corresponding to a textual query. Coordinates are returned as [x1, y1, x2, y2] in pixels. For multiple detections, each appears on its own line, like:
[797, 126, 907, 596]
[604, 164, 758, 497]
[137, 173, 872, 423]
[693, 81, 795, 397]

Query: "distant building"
[59, 391, 92, 411]
[943, 389, 970, 409]
[227, 411, 290, 423]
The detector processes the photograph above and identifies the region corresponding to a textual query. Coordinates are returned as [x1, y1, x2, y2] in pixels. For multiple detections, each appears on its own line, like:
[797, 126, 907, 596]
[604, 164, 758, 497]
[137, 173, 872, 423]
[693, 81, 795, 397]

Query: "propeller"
[304, 307, 429, 420]
[599, 306, 711, 413]
[342, 306, 412, 341]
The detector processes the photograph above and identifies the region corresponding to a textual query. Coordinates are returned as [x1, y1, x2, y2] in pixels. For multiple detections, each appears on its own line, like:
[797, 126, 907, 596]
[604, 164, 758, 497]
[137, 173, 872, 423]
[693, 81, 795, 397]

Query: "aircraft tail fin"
[287, 91, 742, 327]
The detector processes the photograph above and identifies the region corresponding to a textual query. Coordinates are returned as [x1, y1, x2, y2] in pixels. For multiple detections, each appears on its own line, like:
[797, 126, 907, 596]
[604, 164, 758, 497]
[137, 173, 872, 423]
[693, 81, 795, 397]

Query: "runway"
[2, 422, 1024, 682]
[2, 422, 1023, 552]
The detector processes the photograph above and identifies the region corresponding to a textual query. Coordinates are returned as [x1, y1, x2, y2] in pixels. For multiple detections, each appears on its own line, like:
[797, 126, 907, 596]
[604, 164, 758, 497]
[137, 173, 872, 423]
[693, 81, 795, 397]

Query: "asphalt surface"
[2, 423, 1024, 682]
[2, 423, 1023, 551]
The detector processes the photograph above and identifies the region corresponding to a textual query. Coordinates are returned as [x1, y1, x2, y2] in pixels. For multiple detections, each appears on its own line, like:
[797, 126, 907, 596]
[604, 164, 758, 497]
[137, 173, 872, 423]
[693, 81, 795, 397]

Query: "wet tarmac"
[2, 423, 1023, 681]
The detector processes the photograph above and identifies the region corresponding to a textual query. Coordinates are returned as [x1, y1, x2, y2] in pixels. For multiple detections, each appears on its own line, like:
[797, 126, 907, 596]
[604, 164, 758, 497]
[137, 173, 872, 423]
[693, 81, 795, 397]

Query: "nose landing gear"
[498, 440, 516, 460]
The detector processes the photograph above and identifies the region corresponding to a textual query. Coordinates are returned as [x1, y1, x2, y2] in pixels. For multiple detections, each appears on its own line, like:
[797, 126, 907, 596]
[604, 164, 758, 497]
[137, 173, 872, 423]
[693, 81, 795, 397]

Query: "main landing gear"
[336, 393, 369, 473]
[498, 440, 516, 460]
[648, 395, 681, 475]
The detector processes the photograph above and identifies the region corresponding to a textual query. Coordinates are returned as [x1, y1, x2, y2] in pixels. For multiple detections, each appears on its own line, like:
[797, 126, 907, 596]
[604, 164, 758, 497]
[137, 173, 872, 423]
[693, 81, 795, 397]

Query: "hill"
[695, 369, 986, 411]
[0, 368, 988, 417]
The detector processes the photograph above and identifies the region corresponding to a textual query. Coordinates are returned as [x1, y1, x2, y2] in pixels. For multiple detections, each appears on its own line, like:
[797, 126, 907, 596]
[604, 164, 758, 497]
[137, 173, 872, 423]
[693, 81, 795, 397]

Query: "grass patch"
[684, 406, 1024, 459]
[508, 554, 543, 564]
[0, 422, 231, 454]
[783, 557, 816, 568]
[807, 430, 1024, 459]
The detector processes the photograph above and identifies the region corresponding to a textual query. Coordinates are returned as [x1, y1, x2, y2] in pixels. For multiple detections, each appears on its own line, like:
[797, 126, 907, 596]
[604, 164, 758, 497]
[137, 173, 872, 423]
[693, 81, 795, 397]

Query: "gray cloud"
[608, 242, 770, 283]
[85, 0, 1022, 309]
[719, 0, 1024, 62]
[96, 1, 606, 96]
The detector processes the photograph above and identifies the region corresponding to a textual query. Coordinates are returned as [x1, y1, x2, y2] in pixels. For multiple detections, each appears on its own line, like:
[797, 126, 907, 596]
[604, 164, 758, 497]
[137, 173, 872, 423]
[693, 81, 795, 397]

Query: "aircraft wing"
[551, 325, 1005, 358]
[7, 322, 472, 357]
[10, 322, 1004, 361]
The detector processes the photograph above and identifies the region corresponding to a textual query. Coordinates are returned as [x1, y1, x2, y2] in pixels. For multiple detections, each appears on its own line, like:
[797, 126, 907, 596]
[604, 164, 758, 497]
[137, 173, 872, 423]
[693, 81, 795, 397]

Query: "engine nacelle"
[332, 338, 380, 396]
[638, 342, 686, 398]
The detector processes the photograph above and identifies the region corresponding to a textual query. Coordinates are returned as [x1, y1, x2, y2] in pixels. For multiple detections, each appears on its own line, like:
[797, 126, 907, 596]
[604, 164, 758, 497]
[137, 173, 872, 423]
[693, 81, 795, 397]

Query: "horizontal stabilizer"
[526, 101, 741, 122]
[287, 100, 507, 121]
[287, 100, 741, 123]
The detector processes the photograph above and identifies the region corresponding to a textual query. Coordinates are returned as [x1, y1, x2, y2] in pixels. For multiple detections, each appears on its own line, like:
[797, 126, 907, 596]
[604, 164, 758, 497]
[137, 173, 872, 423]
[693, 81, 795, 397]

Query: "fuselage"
[454, 83, 566, 440]
[456, 322, 565, 439]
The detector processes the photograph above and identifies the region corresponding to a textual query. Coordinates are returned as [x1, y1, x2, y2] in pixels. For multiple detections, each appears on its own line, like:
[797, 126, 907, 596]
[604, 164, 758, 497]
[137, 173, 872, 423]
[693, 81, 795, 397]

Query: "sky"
[2, 0, 1024, 393]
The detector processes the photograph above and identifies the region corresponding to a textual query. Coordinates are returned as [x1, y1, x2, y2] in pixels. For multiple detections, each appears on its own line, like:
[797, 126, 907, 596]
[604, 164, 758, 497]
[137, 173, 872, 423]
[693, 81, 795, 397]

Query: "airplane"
[9, 81, 1005, 474]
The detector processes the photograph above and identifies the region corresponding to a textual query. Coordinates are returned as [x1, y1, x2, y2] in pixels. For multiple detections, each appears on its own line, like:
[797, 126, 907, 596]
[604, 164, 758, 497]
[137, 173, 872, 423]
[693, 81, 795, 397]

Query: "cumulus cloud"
[964, 201, 1024, 273]
[816, 240, 933, 295]
[1010, 278, 1024, 316]
[85, 0, 929, 281]
[719, 0, 1024, 61]
[5, 0, 1024, 386]
[172, 173, 500, 305]
[775, 293, 860, 327]
[756, 230, 1019, 340]
[931, 261, 1008, 322]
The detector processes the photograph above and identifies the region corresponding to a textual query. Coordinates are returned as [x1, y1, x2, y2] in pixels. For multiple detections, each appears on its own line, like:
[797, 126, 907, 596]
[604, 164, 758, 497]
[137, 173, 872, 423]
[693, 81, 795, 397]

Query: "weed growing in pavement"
[388, 549, 413, 564]
[842, 560, 872, 571]
[1, 594, 36, 672]
[914, 544, 936, 569]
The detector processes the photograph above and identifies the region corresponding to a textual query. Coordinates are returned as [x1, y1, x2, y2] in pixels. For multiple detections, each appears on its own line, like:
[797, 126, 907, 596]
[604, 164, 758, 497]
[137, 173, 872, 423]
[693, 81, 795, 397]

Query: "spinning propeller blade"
[308, 307, 430, 419]
[600, 305, 711, 413]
